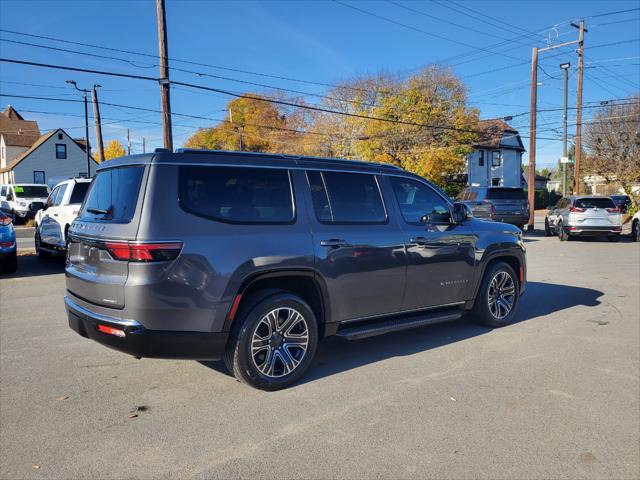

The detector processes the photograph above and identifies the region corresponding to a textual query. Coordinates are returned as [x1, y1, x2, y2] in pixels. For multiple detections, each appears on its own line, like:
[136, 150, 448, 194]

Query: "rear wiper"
[86, 207, 110, 215]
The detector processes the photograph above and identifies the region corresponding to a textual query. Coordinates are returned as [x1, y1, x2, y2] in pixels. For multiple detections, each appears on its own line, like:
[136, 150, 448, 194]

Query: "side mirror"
[29, 201, 45, 211]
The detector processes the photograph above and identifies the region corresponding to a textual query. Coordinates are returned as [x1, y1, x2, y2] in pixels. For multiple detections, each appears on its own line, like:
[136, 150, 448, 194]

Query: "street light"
[560, 62, 571, 196]
[66, 80, 92, 178]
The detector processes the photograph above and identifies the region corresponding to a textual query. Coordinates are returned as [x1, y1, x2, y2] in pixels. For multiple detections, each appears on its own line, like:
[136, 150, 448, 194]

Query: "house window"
[33, 171, 45, 184]
[492, 178, 501, 187]
[57, 133, 63, 140]
[492, 151, 501, 167]
[478, 150, 484, 167]
[56, 144, 67, 159]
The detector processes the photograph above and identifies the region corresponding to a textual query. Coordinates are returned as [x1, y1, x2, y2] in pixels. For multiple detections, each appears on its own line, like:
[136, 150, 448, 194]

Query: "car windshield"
[14, 186, 49, 198]
[575, 197, 615, 209]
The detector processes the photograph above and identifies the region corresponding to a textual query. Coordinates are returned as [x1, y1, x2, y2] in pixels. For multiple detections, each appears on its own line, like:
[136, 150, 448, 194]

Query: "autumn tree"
[583, 98, 640, 192]
[94, 139, 126, 162]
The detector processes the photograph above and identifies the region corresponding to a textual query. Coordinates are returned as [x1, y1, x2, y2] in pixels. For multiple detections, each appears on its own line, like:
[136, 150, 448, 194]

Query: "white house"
[0, 128, 98, 184]
[466, 119, 525, 188]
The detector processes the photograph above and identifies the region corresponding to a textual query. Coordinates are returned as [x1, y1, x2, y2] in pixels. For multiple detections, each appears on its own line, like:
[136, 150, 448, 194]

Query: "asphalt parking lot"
[1, 229, 639, 479]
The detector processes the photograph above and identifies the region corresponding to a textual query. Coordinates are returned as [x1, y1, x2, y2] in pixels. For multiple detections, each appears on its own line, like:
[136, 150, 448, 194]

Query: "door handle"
[320, 238, 349, 248]
[53, 213, 58, 217]
[410, 236, 428, 245]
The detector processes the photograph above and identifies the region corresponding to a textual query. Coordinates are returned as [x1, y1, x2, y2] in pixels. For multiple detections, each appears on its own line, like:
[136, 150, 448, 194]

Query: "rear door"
[571, 197, 620, 228]
[66, 165, 147, 308]
[486, 188, 528, 216]
[40, 184, 67, 246]
[305, 170, 406, 322]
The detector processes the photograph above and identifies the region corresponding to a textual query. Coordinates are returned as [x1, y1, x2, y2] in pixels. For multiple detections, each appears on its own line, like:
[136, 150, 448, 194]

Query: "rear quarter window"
[179, 166, 294, 224]
[79, 166, 145, 222]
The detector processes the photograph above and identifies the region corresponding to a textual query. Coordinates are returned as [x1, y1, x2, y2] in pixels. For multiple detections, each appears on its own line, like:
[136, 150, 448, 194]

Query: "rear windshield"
[14, 186, 49, 198]
[575, 197, 615, 209]
[486, 188, 527, 200]
[179, 166, 294, 223]
[69, 182, 90, 204]
[79, 166, 145, 222]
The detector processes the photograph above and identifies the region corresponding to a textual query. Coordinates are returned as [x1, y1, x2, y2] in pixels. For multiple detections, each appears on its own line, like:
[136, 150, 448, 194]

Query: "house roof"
[474, 119, 525, 152]
[0, 128, 95, 174]
[0, 106, 41, 147]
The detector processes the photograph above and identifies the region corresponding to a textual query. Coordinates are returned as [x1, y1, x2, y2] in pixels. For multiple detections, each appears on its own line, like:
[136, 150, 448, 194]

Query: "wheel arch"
[471, 249, 525, 302]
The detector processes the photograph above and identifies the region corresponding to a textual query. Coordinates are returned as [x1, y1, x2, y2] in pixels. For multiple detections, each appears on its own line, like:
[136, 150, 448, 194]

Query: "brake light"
[606, 207, 620, 213]
[98, 324, 126, 337]
[0, 215, 12, 226]
[0, 240, 15, 248]
[105, 242, 183, 262]
[569, 207, 586, 213]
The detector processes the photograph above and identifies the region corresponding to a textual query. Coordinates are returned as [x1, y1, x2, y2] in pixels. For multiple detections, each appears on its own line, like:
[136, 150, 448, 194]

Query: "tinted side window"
[307, 171, 386, 224]
[47, 186, 60, 207]
[69, 182, 90, 204]
[54, 184, 68, 206]
[575, 197, 615, 209]
[179, 166, 294, 223]
[80, 166, 145, 222]
[390, 177, 449, 224]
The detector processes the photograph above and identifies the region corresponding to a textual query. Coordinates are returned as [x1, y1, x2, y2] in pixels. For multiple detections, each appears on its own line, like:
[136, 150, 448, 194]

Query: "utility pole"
[127, 129, 131, 155]
[560, 62, 570, 197]
[156, 0, 173, 151]
[527, 47, 538, 231]
[66, 80, 92, 177]
[91, 84, 104, 163]
[142, 137, 146, 154]
[573, 19, 586, 194]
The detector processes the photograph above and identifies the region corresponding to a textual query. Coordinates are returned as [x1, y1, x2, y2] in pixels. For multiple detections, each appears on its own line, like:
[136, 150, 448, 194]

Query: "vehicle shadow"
[199, 281, 604, 386]
[2, 254, 65, 279]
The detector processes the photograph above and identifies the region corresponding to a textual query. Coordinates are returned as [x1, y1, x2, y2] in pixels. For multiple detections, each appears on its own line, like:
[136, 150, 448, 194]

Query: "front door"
[386, 176, 476, 311]
[303, 170, 406, 323]
[40, 184, 67, 247]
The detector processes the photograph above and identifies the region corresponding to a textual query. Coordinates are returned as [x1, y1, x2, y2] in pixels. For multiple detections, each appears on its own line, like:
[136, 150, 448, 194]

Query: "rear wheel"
[632, 220, 639, 242]
[34, 230, 49, 258]
[224, 292, 318, 390]
[1, 251, 17, 274]
[471, 261, 519, 327]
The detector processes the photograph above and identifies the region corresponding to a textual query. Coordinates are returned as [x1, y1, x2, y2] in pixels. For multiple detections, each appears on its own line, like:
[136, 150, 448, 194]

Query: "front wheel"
[471, 262, 519, 328]
[224, 292, 318, 390]
[34, 230, 49, 259]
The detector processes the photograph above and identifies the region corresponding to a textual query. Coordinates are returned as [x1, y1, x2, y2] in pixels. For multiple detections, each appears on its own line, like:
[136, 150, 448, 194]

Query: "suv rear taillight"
[606, 207, 620, 213]
[105, 242, 183, 262]
[569, 207, 586, 213]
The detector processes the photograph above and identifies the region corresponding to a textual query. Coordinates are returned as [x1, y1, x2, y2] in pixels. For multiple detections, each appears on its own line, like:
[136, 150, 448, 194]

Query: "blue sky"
[0, 0, 638, 168]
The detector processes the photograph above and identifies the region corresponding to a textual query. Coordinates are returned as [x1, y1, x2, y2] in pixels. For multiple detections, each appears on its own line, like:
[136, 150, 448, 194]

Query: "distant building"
[0, 106, 41, 172]
[466, 119, 525, 188]
[0, 127, 98, 184]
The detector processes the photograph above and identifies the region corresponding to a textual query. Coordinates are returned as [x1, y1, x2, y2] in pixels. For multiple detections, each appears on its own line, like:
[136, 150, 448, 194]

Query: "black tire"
[223, 292, 318, 391]
[1, 251, 17, 274]
[470, 261, 519, 328]
[632, 220, 639, 242]
[544, 218, 552, 236]
[34, 230, 49, 259]
[607, 234, 620, 242]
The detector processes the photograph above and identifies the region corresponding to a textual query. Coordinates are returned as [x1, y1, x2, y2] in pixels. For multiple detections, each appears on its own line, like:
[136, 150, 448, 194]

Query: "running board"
[335, 310, 463, 341]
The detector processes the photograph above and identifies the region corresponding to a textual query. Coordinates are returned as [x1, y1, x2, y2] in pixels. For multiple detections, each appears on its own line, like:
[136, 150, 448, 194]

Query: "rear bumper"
[494, 214, 529, 226]
[65, 296, 228, 360]
[565, 225, 621, 235]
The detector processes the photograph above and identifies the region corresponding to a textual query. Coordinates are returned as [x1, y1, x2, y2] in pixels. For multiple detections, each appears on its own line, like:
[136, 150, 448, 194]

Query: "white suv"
[34, 178, 91, 256]
[0, 184, 50, 223]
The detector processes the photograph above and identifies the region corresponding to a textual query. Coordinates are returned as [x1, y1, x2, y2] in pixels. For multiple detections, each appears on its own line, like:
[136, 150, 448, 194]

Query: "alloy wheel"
[487, 271, 516, 320]
[250, 307, 309, 378]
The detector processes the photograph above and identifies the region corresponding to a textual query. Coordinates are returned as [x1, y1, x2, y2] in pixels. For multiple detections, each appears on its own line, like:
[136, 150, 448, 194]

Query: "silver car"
[545, 195, 622, 242]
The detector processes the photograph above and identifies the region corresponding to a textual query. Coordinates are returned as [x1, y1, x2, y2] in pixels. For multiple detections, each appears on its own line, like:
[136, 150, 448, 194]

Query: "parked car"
[545, 195, 622, 241]
[610, 195, 633, 214]
[0, 184, 50, 224]
[0, 211, 17, 274]
[34, 178, 91, 257]
[631, 210, 640, 242]
[65, 149, 526, 390]
[457, 186, 529, 228]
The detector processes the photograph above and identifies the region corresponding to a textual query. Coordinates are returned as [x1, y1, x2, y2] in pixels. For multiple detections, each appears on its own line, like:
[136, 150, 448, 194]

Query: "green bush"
[526, 189, 561, 209]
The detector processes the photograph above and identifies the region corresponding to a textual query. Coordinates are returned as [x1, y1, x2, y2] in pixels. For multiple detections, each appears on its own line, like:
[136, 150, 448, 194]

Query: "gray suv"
[65, 150, 526, 390]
